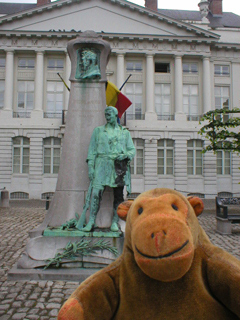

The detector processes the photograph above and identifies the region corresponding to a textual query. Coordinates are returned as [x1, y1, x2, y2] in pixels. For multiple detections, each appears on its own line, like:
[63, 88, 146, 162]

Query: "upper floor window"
[46, 81, 64, 114]
[214, 65, 230, 76]
[217, 149, 231, 175]
[43, 137, 61, 174]
[131, 138, 144, 175]
[155, 63, 170, 73]
[17, 81, 34, 111]
[214, 86, 230, 121]
[187, 140, 203, 175]
[126, 61, 142, 72]
[157, 139, 174, 175]
[183, 63, 198, 74]
[183, 84, 199, 120]
[125, 83, 143, 120]
[18, 58, 35, 69]
[47, 58, 64, 70]
[155, 83, 172, 120]
[12, 137, 30, 174]
[0, 58, 5, 68]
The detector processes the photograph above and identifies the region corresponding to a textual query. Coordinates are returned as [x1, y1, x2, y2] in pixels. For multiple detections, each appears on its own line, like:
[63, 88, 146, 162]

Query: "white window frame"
[17, 81, 34, 111]
[187, 140, 203, 175]
[12, 137, 30, 174]
[183, 62, 198, 74]
[155, 83, 172, 120]
[214, 86, 230, 121]
[214, 64, 230, 77]
[18, 58, 35, 69]
[183, 84, 199, 120]
[126, 60, 143, 73]
[43, 137, 61, 174]
[46, 81, 64, 114]
[217, 150, 231, 175]
[47, 58, 64, 70]
[157, 139, 174, 175]
[125, 82, 143, 120]
[0, 80, 5, 109]
[130, 138, 144, 175]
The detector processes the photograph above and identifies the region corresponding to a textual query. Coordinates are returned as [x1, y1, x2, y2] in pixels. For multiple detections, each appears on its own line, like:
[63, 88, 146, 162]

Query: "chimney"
[145, 0, 158, 11]
[37, 0, 51, 6]
[209, 0, 222, 15]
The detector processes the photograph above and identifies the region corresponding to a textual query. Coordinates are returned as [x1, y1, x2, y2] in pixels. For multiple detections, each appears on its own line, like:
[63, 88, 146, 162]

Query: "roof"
[159, 9, 240, 28]
[0, 2, 36, 15]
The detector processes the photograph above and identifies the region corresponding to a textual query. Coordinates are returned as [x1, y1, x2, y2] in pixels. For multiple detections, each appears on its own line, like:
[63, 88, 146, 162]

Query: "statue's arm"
[206, 245, 240, 317]
[87, 128, 98, 180]
[58, 266, 120, 320]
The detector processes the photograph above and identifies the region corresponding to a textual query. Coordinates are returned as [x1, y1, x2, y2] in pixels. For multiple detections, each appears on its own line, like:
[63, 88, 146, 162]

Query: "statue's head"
[105, 106, 118, 124]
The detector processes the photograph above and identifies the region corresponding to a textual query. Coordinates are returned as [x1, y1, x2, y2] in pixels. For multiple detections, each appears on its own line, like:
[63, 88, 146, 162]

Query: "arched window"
[187, 140, 203, 175]
[157, 139, 174, 175]
[43, 137, 61, 174]
[12, 137, 30, 174]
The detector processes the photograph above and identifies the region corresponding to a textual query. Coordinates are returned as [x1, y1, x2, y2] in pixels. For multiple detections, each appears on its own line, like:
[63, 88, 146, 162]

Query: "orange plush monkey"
[58, 188, 240, 320]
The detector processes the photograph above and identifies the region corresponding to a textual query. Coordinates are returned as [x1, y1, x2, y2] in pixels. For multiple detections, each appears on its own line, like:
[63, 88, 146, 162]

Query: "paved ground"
[0, 202, 240, 320]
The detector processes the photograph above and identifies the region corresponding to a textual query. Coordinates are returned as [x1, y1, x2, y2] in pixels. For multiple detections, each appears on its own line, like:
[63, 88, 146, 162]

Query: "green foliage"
[44, 238, 119, 269]
[199, 108, 240, 153]
[59, 212, 79, 230]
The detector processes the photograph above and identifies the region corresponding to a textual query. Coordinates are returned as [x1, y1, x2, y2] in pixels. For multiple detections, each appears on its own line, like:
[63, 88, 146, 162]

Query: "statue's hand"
[88, 167, 94, 180]
[116, 154, 128, 161]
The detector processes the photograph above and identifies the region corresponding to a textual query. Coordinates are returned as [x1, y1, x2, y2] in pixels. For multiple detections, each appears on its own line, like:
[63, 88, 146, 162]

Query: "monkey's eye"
[172, 204, 178, 211]
[138, 207, 143, 215]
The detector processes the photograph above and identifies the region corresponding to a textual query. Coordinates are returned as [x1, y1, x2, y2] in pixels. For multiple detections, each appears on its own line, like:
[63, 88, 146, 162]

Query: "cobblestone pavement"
[0, 204, 240, 320]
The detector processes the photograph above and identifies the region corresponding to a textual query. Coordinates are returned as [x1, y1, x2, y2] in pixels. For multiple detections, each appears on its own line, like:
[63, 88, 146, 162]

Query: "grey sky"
[0, 0, 239, 16]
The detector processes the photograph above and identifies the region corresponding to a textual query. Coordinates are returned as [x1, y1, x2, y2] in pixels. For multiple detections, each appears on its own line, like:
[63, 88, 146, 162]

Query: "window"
[46, 82, 64, 113]
[183, 63, 198, 74]
[155, 84, 172, 120]
[214, 86, 230, 121]
[157, 139, 174, 175]
[187, 140, 203, 175]
[17, 81, 34, 111]
[18, 58, 35, 69]
[130, 139, 144, 175]
[183, 85, 199, 120]
[126, 61, 142, 72]
[47, 58, 64, 70]
[12, 137, 30, 174]
[125, 83, 143, 120]
[187, 193, 205, 198]
[155, 63, 170, 73]
[214, 65, 230, 76]
[0, 81, 5, 109]
[0, 58, 5, 68]
[217, 150, 231, 175]
[10, 192, 29, 199]
[41, 192, 54, 200]
[43, 137, 61, 174]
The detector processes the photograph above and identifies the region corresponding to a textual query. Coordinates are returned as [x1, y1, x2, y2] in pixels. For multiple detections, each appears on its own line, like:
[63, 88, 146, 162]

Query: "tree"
[199, 108, 240, 153]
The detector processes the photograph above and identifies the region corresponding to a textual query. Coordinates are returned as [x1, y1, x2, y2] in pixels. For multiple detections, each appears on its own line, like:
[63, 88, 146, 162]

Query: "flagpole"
[119, 74, 132, 91]
[57, 72, 70, 92]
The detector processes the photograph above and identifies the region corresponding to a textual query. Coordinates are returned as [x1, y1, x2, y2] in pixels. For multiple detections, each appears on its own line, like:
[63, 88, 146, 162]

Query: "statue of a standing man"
[80, 106, 136, 232]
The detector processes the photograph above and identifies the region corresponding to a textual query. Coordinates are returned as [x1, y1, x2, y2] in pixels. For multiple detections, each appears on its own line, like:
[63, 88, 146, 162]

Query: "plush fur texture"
[58, 188, 240, 320]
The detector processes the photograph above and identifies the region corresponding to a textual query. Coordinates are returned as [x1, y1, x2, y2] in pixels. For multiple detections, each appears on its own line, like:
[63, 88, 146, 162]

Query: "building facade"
[0, 0, 239, 200]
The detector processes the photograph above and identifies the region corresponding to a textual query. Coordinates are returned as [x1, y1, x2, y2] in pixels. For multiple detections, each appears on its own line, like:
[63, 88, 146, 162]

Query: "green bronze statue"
[77, 106, 135, 232]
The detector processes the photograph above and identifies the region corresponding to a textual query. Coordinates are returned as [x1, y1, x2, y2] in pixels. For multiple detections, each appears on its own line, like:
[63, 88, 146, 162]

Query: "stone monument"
[9, 31, 125, 281]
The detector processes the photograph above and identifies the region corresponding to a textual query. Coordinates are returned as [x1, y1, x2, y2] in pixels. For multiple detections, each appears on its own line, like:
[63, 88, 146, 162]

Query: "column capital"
[35, 50, 45, 54]
[4, 49, 14, 54]
[174, 54, 184, 59]
[115, 52, 125, 56]
[202, 55, 211, 60]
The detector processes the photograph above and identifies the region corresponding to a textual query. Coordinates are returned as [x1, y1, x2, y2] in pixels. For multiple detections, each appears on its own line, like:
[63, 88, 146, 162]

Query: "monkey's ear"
[117, 200, 134, 221]
[187, 197, 204, 217]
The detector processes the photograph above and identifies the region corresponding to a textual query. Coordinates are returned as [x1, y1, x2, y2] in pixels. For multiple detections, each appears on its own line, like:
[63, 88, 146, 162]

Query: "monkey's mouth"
[135, 240, 189, 259]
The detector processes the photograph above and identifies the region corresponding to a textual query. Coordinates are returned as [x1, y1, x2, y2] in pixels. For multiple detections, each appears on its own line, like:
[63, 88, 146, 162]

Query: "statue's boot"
[81, 214, 96, 232]
[110, 209, 119, 232]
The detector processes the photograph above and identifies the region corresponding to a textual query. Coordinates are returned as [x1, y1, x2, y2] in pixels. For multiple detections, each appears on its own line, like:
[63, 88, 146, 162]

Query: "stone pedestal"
[216, 217, 232, 235]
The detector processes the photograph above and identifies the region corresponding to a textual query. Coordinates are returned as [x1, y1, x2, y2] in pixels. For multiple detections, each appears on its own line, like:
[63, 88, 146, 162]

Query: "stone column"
[202, 56, 211, 113]
[34, 51, 44, 112]
[64, 52, 71, 109]
[174, 55, 183, 116]
[145, 54, 157, 121]
[116, 53, 125, 90]
[4, 50, 14, 111]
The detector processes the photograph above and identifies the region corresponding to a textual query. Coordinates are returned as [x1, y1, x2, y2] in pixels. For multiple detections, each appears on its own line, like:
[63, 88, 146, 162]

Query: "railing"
[13, 111, 31, 118]
[44, 112, 62, 119]
[157, 114, 175, 121]
[187, 115, 202, 121]
[123, 113, 145, 126]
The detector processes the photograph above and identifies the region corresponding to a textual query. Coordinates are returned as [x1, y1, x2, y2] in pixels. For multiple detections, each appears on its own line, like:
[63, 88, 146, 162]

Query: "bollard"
[46, 196, 50, 210]
[1, 190, 9, 207]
